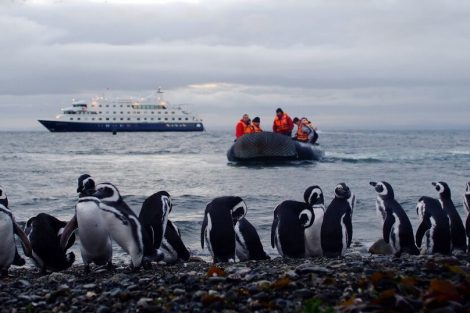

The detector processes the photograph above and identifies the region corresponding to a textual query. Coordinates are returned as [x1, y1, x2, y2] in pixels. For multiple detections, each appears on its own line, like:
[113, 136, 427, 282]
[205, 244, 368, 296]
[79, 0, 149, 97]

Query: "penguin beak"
[431, 182, 437, 187]
[369, 182, 377, 187]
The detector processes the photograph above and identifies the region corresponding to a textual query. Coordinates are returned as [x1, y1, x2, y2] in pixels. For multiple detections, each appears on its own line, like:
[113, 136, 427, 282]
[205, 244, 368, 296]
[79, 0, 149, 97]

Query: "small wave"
[324, 152, 383, 163]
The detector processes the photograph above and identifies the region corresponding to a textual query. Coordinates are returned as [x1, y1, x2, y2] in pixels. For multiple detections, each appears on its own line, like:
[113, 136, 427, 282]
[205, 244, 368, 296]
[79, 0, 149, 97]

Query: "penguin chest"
[340, 214, 348, 255]
[77, 207, 110, 250]
[0, 215, 15, 268]
[376, 198, 387, 224]
[204, 215, 214, 257]
[304, 208, 324, 257]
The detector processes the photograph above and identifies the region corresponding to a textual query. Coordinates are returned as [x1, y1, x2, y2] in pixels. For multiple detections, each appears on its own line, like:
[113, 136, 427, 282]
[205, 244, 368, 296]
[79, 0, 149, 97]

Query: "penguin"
[321, 183, 354, 258]
[0, 186, 28, 266]
[77, 174, 96, 197]
[415, 196, 451, 255]
[303, 185, 325, 257]
[369, 181, 419, 256]
[0, 203, 32, 276]
[138, 191, 172, 257]
[463, 182, 470, 249]
[432, 181, 467, 252]
[271, 200, 314, 258]
[25, 213, 76, 272]
[201, 196, 247, 263]
[159, 219, 190, 264]
[234, 217, 270, 261]
[92, 183, 147, 268]
[60, 196, 113, 272]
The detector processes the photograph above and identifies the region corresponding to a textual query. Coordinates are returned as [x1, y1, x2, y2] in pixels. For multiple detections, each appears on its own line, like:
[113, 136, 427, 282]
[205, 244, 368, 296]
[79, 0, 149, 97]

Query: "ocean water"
[1, 130, 469, 263]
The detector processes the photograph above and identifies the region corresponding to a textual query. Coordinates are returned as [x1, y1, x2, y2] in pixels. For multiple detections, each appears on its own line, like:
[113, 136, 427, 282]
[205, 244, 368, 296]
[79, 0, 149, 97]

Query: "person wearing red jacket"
[272, 108, 294, 136]
[235, 114, 250, 139]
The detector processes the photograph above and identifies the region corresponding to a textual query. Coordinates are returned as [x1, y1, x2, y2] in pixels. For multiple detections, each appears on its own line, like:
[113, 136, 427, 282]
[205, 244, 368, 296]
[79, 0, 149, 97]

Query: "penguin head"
[93, 183, 122, 202]
[230, 197, 247, 225]
[466, 182, 470, 195]
[334, 183, 351, 199]
[432, 181, 451, 199]
[369, 181, 394, 199]
[77, 174, 96, 196]
[303, 185, 324, 206]
[158, 191, 172, 215]
[299, 207, 315, 228]
[0, 185, 7, 207]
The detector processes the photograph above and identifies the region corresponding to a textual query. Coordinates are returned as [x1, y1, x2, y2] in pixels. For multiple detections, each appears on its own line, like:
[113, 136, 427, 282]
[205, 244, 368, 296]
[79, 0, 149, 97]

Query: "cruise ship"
[38, 90, 204, 132]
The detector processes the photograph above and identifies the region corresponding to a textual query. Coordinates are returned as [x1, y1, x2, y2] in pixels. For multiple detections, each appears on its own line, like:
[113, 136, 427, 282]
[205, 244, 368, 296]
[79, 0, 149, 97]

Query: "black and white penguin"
[92, 183, 147, 268]
[463, 182, 470, 248]
[0, 186, 29, 267]
[138, 191, 172, 258]
[0, 202, 32, 276]
[369, 181, 419, 256]
[235, 217, 270, 261]
[271, 200, 314, 258]
[303, 185, 325, 257]
[77, 174, 96, 197]
[159, 219, 190, 264]
[201, 196, 247, 263]
[416, 196, 451, 255]
[60, 196, 113, 272]
[25, 213, 76, 272]
[432, 181, 467, 252]
[321, 183, 354, 258]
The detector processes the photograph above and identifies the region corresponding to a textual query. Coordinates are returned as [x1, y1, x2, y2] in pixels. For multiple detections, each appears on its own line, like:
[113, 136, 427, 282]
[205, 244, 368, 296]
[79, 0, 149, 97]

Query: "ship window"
[185, 118, 188, 121]
[113, 105, 116, 107]
[92, 118, 95, 121]
[120, 118, 123, 121]
[77, 118, 81, 120]
[158, 118, 161, 121]
[164, 111, 168, 114]
[120, 105, 123, 108]
[151, 112, 154, 114]
[120, 112, 123, 114]
[178, 118, 182, 121]
[171, 112, 175, 114]
[164, 118, 168, 121]
[151, 118, 154, 121]
[127, 118, 131, 121]
[99, 118, 102, 120]
[172, 118, 175, 121]
[127, 105, 130, 108]
[137, 118, 140, 121]
[113, 112, 116, 114]
[70, 118, 73, 120]
[106, 118, 109, 121]
[106, 105, 109, 107]
[99, 105, 102, 107]
[113, 118, 116, 121]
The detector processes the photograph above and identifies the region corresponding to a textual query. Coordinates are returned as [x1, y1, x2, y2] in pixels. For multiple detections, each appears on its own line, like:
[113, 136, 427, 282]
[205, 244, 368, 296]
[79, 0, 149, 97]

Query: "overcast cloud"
[1, 0, 469, 130]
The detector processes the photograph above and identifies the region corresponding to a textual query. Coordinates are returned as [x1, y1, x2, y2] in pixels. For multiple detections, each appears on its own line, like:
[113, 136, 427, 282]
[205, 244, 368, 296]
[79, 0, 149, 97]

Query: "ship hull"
[38, 120, 204, 132]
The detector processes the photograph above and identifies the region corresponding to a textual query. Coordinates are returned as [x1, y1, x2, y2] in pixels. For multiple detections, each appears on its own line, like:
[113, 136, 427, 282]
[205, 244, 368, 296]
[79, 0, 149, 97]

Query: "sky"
[0, 0, 469, 130]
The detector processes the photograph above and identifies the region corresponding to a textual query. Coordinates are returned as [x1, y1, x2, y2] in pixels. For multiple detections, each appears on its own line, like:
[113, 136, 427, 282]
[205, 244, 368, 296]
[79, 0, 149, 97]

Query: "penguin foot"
[12, 253, 26, 266]
[106, 262, 115, 271]
[83, 264, 91, 274]
[142, 259, 153, 270]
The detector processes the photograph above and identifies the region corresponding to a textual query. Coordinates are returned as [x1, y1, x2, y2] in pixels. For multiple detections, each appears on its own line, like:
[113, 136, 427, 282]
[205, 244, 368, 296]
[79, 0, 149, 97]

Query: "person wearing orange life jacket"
[251, 117, 263, 133]
[294, 117, 319, 144]
[244, 119, 255, 134]
[235, 114, 250, 139]
[272, 108, 294, 136]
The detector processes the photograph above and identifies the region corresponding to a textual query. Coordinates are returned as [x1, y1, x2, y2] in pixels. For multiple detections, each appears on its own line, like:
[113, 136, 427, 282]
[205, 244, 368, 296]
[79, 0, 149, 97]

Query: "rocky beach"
[2, 253, 470, 313]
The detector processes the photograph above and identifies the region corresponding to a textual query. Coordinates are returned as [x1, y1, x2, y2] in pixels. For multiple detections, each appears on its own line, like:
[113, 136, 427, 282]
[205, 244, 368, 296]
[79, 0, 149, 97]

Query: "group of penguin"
[1, 177, 470, 276]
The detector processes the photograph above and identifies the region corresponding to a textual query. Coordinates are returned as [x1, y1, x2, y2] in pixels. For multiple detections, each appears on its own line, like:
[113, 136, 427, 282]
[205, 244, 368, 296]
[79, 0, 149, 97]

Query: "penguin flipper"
[382, 213, 395, 244]
[60, 214, 78, 250]
[201, 213, 207, 249]
[271, 213, 279, 249]
[415, 218, 431, 248]
[14, 222, 32, 258]
[344, 212, 353, 248]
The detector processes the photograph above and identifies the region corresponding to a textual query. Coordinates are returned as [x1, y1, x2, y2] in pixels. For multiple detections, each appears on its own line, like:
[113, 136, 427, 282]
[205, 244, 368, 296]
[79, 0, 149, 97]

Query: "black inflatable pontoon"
[227, 132, 324, 163]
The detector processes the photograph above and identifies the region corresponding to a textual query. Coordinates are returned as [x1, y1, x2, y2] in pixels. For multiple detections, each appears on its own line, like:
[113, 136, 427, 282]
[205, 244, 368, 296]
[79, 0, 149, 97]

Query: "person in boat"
[272, 108, 293, 136]
[251, 117, 263, 133]
[244, 119, 255, 134]
[235, 114, 251, 139]
[293, 117, 319, 144]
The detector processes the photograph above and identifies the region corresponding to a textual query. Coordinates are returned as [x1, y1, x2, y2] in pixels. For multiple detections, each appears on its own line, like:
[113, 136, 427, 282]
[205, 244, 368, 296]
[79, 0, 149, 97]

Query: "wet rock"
[368, 239, 394, 255]
[295, 264, 332, 275]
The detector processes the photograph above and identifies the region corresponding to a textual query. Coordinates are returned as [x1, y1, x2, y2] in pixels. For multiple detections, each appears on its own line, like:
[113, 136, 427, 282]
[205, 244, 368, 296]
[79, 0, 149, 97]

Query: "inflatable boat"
[227, 132, 324, 163]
